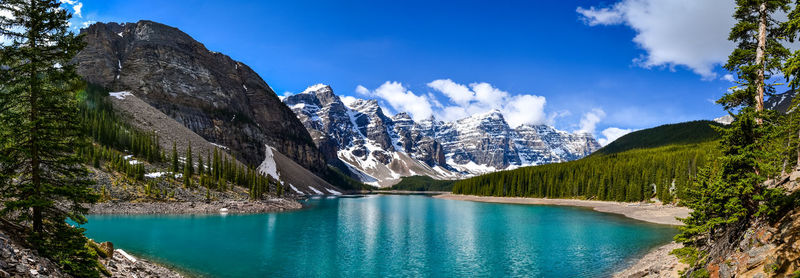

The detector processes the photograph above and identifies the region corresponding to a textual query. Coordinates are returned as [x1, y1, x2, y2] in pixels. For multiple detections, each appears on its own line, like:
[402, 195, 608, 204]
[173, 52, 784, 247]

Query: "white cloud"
[578, 108, 606, 134]
[576, 6, 624, 26]
[59, 0, 83, 17]
[427, 79, 473, 106]
[504, 95, 546, 129]
[577, 0, 736, 79]
[598, 127, 634, 146]
[426, 79, 548, 127]
[355, 85, 370, 96]
[722, 74, 735, 82]
[358, 81, 433, 121]
[340, 95, 359, 107]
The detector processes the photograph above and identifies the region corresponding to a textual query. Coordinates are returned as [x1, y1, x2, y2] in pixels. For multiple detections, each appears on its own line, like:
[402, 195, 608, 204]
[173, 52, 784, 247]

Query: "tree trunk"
[29, 0, 42, 234]
[755, 2, 767, 124]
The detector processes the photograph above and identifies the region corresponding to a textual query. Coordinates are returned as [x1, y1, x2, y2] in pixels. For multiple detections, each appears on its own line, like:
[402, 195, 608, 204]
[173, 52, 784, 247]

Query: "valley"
[2, 1, 800, 278]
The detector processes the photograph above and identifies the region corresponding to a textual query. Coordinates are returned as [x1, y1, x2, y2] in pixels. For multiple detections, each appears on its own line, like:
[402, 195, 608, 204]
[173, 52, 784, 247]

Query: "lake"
[80, 195, 677, 277]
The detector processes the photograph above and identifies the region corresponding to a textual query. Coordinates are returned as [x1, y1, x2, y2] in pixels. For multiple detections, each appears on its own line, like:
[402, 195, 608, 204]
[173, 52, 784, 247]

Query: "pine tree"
[0, 1, 100, 276]
[674, 1, 794, 272]
[722, 0, 791, 122]
[197, 153, 204, 178]
[212, 148, 219, 180]
[185, 142, 193, 178]
[171, 141, 179, 173]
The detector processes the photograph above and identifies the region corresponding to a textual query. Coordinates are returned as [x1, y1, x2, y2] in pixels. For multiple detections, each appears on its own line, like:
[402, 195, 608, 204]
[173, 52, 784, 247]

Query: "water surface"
[81, 195, 676, 277]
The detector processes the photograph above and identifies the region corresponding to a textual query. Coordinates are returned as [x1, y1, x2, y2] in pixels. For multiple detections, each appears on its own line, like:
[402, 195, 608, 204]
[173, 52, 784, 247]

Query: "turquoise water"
[80, 195, 677, 277]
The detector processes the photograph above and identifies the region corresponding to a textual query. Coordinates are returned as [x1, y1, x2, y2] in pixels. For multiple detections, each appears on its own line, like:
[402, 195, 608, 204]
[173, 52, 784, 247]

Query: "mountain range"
[71, 20, 601, 190]
[284, 84, 601, 187]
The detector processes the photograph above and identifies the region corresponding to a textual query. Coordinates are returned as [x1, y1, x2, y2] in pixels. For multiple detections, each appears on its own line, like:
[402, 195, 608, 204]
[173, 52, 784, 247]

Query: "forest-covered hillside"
[390, 175, 456, 191]
[452, 121, 722, 203]
[594, 120, 722, 155]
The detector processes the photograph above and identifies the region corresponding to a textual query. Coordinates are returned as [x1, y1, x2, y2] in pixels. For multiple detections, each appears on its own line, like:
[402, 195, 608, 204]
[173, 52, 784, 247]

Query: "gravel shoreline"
[88, 198, 303, 215]
[613, 242, 687, 278]
[433, 194, 690, 225]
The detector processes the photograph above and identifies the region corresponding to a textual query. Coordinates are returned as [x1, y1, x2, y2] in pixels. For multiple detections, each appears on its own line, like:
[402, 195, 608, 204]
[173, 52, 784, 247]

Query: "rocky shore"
[0, 231, 66, 278]
[89, 198, 303, 215]
[1, 229, 185, 278]
[613, 242, 687, 278]
[103, 249, 184, 278]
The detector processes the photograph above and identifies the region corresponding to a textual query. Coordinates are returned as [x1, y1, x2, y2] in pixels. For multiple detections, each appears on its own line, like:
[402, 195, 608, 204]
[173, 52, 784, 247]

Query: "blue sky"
[67, 0, 741, 144]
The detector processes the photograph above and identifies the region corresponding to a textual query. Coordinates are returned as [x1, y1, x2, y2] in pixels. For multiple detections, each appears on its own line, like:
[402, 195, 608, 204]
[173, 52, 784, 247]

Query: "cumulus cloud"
[598, 127, 634, 146]
[577, 0, 736, 79]
[722, 74, 735, 82]
[425, 79, 548, 127]
[578, 108, 606, 134]
[504, 95, 547, 129]
[427, 79, 473, 106]
[357, 81, 434, 121]
[355, 85, 370, 96]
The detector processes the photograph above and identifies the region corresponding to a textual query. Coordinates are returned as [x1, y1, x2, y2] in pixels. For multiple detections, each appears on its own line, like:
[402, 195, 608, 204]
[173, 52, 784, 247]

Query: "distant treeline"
[452, 121, 722, 203]
[390, 175, 456, 191]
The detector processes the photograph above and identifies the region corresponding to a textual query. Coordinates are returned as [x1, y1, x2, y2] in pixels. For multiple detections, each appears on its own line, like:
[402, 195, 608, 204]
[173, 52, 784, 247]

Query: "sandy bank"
[434, 194, 690, 226]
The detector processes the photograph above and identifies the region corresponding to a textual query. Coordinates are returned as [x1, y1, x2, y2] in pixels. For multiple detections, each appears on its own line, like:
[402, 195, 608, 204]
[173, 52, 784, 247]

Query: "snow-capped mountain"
[714, 89, 797, 125]
[284, 84, 601, 187]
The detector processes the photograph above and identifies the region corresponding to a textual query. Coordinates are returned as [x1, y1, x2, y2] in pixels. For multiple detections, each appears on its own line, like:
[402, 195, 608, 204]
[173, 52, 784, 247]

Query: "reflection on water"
[80, 195, 676, 278]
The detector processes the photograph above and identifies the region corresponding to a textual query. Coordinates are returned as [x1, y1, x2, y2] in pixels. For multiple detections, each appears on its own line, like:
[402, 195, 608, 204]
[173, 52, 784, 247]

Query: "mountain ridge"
[73, 20, 329, 179]
[284, 84, 601, 186]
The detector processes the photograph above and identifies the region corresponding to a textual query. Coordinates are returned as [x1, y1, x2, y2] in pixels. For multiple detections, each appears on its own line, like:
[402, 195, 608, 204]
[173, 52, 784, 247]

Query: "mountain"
[765, 89, 797, 113]
[284, 84, 601, 186]
[715, 89, 797, 125]
[284, 85, 458, 187]
[73, 20, 345, 194]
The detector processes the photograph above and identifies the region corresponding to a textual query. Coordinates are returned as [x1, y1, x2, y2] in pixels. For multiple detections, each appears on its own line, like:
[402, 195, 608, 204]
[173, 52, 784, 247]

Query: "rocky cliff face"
[285, 84, 601, 186]
[73, 21, 326, 175]
[284, 85, 456, 186]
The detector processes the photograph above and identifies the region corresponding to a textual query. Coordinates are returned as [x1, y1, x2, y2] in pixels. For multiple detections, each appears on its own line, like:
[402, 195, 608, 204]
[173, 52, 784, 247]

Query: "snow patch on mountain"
[257, 145, 280, 180]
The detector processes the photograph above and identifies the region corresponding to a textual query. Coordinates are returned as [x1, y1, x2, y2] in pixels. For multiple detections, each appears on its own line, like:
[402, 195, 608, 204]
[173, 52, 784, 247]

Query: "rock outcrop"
[73, 21, 327, 177]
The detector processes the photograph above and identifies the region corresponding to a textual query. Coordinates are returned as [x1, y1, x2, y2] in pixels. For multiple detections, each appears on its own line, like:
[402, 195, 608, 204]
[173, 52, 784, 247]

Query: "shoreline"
[613, 242, 688, 278]
[434, 194, 689, 226]
[88, 198, 303, 215]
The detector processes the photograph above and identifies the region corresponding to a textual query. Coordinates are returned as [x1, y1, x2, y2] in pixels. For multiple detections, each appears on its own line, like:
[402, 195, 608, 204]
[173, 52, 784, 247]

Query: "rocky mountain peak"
[74, 20, 328, 175]
[283, 85, 602, 186]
